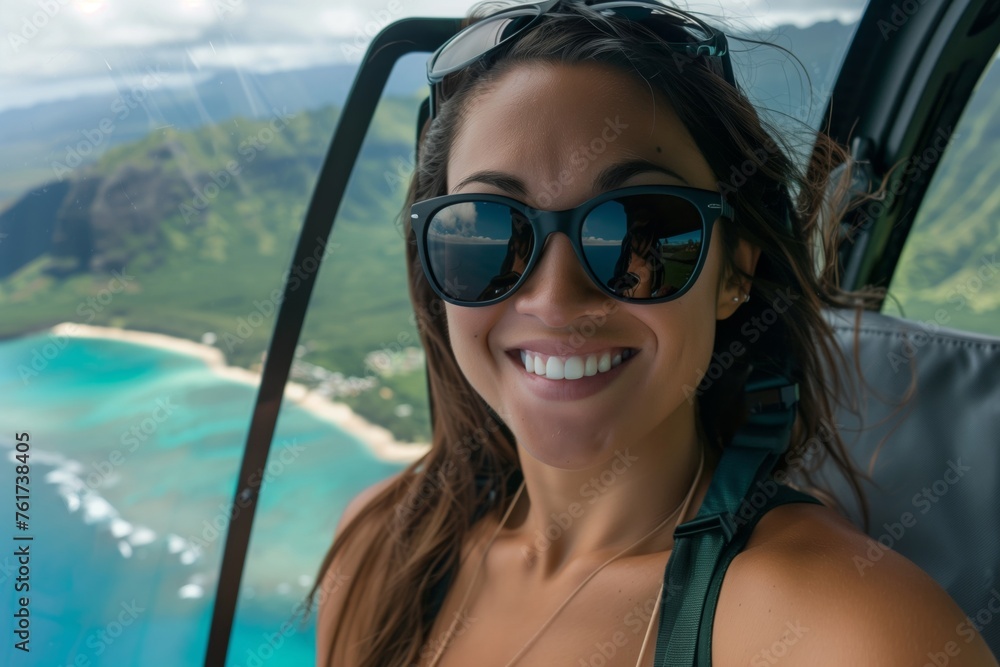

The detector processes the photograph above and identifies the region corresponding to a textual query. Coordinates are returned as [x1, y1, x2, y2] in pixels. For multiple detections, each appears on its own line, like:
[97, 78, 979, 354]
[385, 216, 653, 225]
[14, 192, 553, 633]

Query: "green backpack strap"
[691, 483, 822, 663]
[653, 374, 801, 666]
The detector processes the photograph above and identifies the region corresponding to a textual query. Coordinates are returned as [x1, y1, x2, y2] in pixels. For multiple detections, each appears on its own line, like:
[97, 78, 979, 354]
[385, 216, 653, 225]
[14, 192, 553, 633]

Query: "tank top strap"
[690, 483, 822, 665]
[655, 371, 806, 667]
[653, 481, 822, 666]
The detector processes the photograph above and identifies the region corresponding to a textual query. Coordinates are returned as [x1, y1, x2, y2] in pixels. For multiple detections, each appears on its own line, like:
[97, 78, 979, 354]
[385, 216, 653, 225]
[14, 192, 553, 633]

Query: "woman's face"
[443, 62, 756, 469]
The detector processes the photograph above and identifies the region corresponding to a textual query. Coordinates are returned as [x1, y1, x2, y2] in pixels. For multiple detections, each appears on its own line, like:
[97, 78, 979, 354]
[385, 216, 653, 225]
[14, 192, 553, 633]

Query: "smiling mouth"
[518, 349, 638, 380]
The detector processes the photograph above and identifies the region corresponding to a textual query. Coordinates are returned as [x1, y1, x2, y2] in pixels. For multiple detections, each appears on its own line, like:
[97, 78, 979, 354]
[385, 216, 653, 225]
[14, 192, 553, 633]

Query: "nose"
[512, 232, 607, 327]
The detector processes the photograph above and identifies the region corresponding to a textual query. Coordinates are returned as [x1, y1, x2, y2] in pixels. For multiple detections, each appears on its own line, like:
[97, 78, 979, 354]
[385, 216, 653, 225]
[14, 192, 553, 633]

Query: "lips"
[518, 348, 638, 380]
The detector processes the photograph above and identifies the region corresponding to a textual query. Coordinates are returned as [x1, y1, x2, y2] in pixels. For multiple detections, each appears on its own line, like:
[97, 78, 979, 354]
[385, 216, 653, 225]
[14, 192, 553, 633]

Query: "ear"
[716, 238, 761, 320]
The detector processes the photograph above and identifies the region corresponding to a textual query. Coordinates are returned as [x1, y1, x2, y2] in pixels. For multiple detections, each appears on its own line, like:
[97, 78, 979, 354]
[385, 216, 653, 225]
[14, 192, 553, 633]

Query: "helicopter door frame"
[202, 17, 460, 667]
[824, 0, 1000, 292]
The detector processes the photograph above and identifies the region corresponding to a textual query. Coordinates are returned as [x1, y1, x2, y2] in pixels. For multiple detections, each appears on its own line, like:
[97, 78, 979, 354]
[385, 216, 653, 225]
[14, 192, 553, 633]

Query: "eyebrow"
[452, 159, 690, 196]
[595, 159, 690, 190]
[453, 170, 529, 197]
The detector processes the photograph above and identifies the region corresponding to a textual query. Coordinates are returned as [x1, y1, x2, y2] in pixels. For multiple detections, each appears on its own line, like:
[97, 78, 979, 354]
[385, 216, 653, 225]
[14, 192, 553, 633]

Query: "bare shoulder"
[316, 472, 404, 667]
[712, 501, 999, 667]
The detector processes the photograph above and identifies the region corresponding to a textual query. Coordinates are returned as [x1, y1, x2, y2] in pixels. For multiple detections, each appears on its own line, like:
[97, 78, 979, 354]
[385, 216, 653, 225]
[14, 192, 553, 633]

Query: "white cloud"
[183, 41, 344, 73]
[434, 201, 479, 233]
[686, 0, 865, 28]
[0, 0, 866, 111]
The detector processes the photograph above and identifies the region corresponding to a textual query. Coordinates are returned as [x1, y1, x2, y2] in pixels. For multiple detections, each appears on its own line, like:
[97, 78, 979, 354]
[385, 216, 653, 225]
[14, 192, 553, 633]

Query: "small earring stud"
[732, 296, 740, 303]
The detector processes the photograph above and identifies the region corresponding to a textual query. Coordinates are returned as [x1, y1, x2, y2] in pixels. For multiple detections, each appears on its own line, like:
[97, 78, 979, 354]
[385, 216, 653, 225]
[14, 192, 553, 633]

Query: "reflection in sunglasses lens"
[582, 194, 703, 299]
[427, 202, 535, 301]
[426, 194, 703, 303]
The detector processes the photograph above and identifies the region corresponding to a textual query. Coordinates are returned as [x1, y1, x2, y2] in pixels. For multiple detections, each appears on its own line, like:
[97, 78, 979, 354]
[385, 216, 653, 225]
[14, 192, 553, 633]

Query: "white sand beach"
[49, 322, 430, 463]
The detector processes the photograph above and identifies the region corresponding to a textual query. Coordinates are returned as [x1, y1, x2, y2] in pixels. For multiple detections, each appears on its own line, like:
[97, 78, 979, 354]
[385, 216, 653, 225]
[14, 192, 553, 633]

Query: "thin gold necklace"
[425, 449, 705, 667]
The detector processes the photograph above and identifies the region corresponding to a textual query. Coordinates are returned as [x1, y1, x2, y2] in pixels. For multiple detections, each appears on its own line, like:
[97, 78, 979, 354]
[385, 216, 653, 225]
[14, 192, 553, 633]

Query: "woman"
[310, 2, 999, 665]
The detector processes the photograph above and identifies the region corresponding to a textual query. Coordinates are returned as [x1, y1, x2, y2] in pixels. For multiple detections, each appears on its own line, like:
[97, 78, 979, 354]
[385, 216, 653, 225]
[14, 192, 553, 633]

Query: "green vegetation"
[886, 61, 1000, 336]
[0, 95, 432, 443]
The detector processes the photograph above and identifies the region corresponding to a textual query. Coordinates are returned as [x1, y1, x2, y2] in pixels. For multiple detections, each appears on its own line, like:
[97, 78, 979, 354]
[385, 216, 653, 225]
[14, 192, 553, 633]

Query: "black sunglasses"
[409, 185, 733, 306]
[426, 0, 734, 119]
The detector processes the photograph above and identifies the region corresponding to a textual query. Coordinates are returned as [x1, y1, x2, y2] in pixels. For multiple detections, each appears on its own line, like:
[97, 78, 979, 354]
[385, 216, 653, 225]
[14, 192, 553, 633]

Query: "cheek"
[444, 304, 500, 393]
[646, 299, 717, 382]
[686, 299, 721, 373]
[646, 247, 726, 384]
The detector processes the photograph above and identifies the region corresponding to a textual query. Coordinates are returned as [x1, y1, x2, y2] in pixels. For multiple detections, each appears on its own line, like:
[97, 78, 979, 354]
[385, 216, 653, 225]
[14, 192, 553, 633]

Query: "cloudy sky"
[1, 0, 867, 111]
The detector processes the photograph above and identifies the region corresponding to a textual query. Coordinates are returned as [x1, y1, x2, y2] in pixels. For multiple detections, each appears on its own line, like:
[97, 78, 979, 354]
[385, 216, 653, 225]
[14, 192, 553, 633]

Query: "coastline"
[48, 322, 430, 464]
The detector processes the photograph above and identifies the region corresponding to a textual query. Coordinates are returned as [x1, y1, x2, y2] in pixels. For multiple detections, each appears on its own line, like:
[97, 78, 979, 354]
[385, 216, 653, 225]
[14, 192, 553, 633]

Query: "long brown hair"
[307, 2, 879, 664]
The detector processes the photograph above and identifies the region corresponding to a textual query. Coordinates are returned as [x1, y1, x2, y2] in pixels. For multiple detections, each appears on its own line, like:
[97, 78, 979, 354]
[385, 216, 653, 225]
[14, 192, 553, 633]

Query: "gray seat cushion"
[819, 308, 1000, 653]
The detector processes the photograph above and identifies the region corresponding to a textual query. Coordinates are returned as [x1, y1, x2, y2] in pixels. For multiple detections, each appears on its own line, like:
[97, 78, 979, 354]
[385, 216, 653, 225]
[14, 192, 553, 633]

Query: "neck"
[504, 413, 712, 579]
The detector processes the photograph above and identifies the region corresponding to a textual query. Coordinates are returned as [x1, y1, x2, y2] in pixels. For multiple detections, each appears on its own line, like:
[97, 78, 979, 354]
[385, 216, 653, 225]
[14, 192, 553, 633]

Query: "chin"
[511, 424, 618, 471]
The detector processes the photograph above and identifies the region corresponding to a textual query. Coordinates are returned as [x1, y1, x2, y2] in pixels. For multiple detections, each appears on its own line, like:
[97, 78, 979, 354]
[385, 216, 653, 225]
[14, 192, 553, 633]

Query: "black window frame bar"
[202, 17, 461, 667]
[824, 0, 1000, 292]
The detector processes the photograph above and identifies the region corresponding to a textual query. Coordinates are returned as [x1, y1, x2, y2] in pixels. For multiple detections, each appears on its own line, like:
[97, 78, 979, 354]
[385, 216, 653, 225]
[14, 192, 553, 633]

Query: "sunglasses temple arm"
[718, 33, 736, 86]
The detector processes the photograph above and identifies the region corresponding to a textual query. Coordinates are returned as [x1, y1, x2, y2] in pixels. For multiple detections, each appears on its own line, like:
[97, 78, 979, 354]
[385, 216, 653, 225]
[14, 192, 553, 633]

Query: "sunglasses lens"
[581, 193, 706, 300]
[649, 7, 715, 43]
[425, 202, 535, 302]
[431, 8, 542, 78]
[422, 192, 711, 304]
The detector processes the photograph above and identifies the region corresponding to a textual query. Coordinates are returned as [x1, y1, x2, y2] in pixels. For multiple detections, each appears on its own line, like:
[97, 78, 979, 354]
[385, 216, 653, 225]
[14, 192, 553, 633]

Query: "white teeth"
[564, 357, 584, 380]
[520, 350, 634, 381]
[598, 353, 611, 373]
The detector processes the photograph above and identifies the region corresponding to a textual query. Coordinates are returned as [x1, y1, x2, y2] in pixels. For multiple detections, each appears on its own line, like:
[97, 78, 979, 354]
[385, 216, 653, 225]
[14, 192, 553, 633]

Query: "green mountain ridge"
[885, 61, 1000, 325]
[0, 98, 432, 442]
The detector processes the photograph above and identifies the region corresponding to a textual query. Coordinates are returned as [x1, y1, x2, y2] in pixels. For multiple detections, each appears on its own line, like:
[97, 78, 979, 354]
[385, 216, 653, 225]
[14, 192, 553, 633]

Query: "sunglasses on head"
[426, 0, 734, 119]
[409, 185, 734, 306]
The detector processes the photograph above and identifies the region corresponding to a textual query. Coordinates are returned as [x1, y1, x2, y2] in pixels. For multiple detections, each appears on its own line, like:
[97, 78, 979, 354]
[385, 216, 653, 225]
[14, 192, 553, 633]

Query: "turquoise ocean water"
[0, 331, 407, 666]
